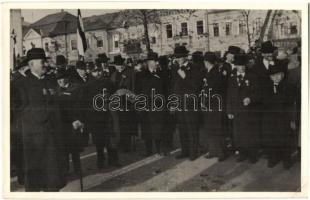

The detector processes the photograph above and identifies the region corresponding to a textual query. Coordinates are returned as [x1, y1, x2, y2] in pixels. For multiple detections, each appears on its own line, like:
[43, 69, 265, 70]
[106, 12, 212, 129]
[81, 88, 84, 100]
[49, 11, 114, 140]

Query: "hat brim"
[261, 47, 278, 54]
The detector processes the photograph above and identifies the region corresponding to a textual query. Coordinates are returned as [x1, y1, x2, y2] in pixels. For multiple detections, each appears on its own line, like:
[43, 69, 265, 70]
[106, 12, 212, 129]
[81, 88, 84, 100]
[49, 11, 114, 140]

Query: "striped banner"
[77, 9, 87, 59]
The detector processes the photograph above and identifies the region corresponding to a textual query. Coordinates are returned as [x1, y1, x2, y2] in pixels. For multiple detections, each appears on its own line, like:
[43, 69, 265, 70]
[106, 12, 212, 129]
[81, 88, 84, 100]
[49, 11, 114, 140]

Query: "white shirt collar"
[263, 59, 270, 69]
[237, 71, 245, 77]
[31, 71, 45, 80]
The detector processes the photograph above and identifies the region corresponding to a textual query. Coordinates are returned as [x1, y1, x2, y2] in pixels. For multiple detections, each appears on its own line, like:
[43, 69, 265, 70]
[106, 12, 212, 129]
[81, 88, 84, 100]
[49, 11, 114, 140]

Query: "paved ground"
[11, 137, 301, 192]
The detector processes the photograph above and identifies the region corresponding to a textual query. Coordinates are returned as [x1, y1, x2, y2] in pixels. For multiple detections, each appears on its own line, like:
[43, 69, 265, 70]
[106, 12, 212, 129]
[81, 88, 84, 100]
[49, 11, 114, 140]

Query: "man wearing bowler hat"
[84, 65, 120, 168]
[252, 41, 279, 149]
[135, 52, 167, 156]
[18, 48, 67, 191]
[95, 53, 112, 78]
[252, 41, 279, 83]
[170, 46, 203, 160]
[70, 60, 89, 85]
[221, 46, 242, 77]
[226, 53, 261, 163]
[55, 68, 84, 174]
[220, 46, 243, 152]
[200, 52, 227, 161]
[261, 63, 296, 169]
[69, 60, 91, 147]
[110, 54, 138, 153]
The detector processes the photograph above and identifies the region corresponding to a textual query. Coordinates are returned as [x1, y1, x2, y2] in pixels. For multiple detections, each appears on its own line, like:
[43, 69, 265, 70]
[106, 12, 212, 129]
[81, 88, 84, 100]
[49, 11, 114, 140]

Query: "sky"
[21, 9, 119, 23]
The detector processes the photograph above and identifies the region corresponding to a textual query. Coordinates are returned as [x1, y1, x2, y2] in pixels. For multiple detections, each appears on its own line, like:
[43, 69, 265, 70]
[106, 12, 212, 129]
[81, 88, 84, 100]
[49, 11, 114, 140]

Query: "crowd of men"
[10, 40, 301, 191]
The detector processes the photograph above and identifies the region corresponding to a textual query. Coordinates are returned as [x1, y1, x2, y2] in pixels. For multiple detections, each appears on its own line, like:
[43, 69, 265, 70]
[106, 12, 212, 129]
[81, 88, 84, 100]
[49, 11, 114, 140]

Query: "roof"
[29, 11, 78, 37]
[27, 9, 213, 38]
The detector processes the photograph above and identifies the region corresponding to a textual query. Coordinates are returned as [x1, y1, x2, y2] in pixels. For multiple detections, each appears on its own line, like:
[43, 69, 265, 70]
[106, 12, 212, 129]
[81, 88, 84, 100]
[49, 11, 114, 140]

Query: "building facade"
[21, 9, 301, 64]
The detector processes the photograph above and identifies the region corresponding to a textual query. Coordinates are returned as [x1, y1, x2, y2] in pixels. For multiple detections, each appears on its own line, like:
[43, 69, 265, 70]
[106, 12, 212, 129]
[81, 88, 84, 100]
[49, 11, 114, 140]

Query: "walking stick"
[73, 124, 84, 192]
[79, 127, 84, 192]
[79, 160, 84, 192]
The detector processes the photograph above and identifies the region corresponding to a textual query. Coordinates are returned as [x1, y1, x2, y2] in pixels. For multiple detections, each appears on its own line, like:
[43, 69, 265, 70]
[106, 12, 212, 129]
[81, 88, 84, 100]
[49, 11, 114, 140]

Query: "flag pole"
[77, 9, 87, 62]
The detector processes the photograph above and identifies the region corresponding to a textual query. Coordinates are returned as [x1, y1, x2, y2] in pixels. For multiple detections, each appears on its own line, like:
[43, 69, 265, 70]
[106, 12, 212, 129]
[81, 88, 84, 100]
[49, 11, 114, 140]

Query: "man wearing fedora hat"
[170, 46, 203, 160]
[96, 53, 112, 78]
[110, 54, 138, 153]
[200, 52, 228, 162]
[226, 53, 261, 163]
[69, 60, 91, 147]
[135, 51, 167, 156]
[261, 63, 296, 169]
[83, 65, 120, 168]
[252, 40, 280, 149]
[220, 46, 243, 153]
[55, 68, 84, 174]
[17, 48, 67, 191]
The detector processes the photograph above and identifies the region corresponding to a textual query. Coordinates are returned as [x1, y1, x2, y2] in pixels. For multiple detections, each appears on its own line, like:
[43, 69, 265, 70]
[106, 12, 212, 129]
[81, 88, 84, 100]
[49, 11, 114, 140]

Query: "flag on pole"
[11, 29, 17, 69]
[77, 9, 87, 59]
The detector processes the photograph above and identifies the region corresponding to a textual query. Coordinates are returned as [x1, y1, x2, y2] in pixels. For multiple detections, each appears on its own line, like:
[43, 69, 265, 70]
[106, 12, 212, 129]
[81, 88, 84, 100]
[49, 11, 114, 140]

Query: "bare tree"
[121, 9, 161, 54]
[241, 10, 252, 49]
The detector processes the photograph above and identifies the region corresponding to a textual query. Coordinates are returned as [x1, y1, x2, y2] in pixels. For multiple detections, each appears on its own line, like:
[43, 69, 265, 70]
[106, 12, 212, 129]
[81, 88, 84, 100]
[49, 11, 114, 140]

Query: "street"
[11, 134, 301, 192]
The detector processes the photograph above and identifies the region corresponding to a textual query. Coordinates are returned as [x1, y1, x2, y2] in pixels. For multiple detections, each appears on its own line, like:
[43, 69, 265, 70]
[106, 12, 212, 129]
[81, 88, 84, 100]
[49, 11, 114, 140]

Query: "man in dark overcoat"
[135, 52, 167, 156]
[157, 55, 176, 153]
[226, 54, 261, 163]
[84, 65, 120, 168]
[55, 68, 84, 173]
[69, 61, 90, 147]
[220, 46, 242, 151]
[110, 55, 138, 153]
[10, 56, 29, 184]
[261, 63, 296, 169]
[170, 46, 203, 160]
[200, 52, 226, 161]
[18, 48, 67, 191]
[252, 41, 279, 148]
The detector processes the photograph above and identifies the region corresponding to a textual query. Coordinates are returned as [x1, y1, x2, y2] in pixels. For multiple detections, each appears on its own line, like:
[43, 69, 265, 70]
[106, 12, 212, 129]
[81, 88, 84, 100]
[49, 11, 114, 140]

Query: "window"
[280, 23, 288, 36]
[44, 42, 49, 51]
[290, 23, 298, 35]
[166, 24, 173, 38]
[213, 23, 219, 37]
[225, 22, 232, 36]
[239, 20, 247, 35]
[71, 39, 77, 50]
[87, 38, 91, 48]
[181, 22, 188, 36]
[254, 18, 262, 34]
[113, 34, 119, 50]
[97, 36, 103, 48]
[151, 36, 156, 44]
[196, 20, 204, 35]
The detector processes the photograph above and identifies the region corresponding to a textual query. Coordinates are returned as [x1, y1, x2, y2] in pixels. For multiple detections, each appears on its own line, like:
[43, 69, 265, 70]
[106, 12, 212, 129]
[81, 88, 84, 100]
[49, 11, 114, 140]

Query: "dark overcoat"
[83, 78, 115, 146]
[170, 62, 203, 156]
[200, 65, 225, 154]
[261, 79, 295, 148]
[10, 71, 27, 183]
[56, 83, 83, 154]
[135, 69, 166, 140]
[18, 73, 67, 191]
[226, 71, 261, 149]
[110, 68, 138, 137]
